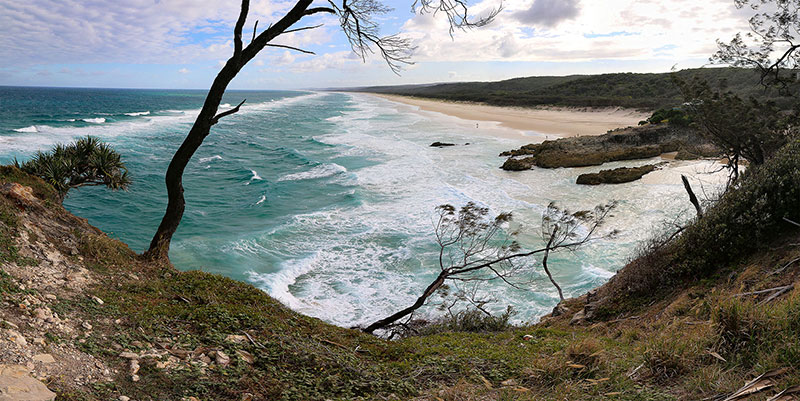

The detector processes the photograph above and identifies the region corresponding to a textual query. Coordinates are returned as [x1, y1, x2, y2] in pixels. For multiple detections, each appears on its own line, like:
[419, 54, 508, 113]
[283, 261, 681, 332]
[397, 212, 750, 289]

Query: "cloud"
[514, 0, 581, 27]
[178, 68, 189, 74]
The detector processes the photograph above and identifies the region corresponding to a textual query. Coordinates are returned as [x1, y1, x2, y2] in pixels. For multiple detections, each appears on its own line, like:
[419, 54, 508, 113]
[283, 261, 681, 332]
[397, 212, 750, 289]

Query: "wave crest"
[278, 163, 347, 182]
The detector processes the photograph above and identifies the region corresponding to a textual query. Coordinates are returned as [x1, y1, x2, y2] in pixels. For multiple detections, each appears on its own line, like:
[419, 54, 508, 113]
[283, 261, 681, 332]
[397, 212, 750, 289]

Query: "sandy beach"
[366, 93, 650, 138]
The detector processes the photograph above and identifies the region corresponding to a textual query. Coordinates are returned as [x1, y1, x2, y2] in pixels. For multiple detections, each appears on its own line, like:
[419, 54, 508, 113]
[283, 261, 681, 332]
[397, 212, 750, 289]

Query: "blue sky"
[0, 0, 751, 89]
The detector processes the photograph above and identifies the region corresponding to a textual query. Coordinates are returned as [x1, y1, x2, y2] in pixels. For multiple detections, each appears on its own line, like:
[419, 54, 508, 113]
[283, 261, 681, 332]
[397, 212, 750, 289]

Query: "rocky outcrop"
[0, 364, 56, 401]
[430, 142, 456, 147]
[500, 124, 718, 170]
[576, 164, 660, 185]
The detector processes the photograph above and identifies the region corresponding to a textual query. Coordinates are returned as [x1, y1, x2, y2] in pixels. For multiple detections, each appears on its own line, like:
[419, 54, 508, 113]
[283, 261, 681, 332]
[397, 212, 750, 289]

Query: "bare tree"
[145, 0, 500, 260]
[362, 201, 616, 334]
[712, 0, 800, 91]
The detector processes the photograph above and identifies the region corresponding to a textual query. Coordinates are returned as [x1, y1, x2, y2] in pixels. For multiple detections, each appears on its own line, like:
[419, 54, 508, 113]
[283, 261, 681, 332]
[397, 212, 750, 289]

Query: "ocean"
[0, 86, 725, 326]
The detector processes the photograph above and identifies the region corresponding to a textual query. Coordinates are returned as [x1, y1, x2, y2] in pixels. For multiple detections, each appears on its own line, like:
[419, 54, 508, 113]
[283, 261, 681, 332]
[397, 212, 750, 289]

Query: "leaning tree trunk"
[144, 0, 319, 260]
[363, 271, 448, 334]
[541, 234, 564, 301]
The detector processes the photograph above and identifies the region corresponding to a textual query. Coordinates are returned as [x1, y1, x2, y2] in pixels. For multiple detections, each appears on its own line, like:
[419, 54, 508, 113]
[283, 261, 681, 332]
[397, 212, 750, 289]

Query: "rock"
[91, 296, 104, 305]
[522, 335, 534, 341]
[0, 183, 38, 207]
[119, 396, 130, 401]
[81, 322, 92, 330]
[33, 308, 49, 321]
[0, 364, 56, 401]
[501, 378, 517, 386]
[551, 303, 568, 317]
[6, 329, 27, 347]
[501, 157, 536, 171]
[32, 354, 55, 364]
[214, 350, 230, 366]
[430, 142, 456, 148]
[236, 350, 254, 364]
[119, 352, 139, 360]
[43, 295, 56, 301]
[570, 310, 587, 326]
[500, 124, 716, 169]
[32, 338, 45, 346]
[576, 164, 658, 185]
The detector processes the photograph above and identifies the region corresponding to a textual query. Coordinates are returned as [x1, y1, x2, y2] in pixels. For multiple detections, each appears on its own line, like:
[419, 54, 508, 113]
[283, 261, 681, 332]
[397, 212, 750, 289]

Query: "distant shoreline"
[359, 93, 650, 138]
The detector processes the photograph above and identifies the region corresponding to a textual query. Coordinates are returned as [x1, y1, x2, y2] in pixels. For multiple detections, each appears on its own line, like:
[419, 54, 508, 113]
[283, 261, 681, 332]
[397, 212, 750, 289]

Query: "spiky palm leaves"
[16, 136, 130, 201]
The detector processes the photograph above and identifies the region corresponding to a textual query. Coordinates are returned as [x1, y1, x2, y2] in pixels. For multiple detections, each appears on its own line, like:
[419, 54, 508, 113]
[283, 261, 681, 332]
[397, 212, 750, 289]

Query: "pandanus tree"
[15, 136, 130, 202]
[144, 0, 499, 260]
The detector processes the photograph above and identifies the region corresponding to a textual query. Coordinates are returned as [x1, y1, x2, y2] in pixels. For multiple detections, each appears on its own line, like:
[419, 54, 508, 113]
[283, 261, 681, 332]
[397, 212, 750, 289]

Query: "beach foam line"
[124, 111, 150, 116]
[12, 125, 38, 133]
[82, 117, 106, 123]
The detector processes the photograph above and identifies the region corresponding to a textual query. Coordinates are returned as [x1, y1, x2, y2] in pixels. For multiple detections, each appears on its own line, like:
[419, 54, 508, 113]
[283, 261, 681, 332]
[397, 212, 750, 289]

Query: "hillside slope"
[356, 68, 796, 110]
[0, 135, 799, 401]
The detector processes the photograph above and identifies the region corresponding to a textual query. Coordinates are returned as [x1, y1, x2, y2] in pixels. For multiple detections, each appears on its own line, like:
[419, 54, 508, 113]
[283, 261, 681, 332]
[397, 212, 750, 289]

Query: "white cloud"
[401, 0, 750, 64]
[178, 68, 189, 74]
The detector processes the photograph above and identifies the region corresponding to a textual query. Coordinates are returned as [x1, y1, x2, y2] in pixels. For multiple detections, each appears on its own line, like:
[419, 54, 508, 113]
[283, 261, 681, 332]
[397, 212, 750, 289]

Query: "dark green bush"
[15, 136, 130, 201]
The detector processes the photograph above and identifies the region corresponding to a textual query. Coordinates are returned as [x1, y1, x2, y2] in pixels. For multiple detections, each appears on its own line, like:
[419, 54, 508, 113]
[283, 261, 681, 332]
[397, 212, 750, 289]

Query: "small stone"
[224, 334, 247, 344]
[33, 308, 49, 320]
[6, 329, 27, 347]
[91, 296, 104, 305]
[236, 350, 254, 364]
[129, 360, 140, 376]
[131, 374, 140, 382]
[44, 294, 57, 301]
[81, 322, 92, 330]
[33, 337, 46, 345]
[119, 352, 139, 360]
[214, 350, 230, 366]
[33, 354, 56, 364]
[198, 354, 212, 365]
[119, 396, 130, 401]
[1, 320, 19, 329]
[522, 334, 534, 341]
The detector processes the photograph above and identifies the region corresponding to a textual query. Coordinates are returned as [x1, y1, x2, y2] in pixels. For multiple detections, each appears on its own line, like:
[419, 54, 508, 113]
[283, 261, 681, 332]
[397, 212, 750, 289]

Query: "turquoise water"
[0, 86, 725, 326]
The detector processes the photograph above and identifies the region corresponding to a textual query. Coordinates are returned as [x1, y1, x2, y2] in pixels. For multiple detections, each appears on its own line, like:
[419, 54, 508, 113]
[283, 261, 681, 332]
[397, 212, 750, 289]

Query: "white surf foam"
[82, 117, 106, 123]
[12, 126, 38, 133]
[256, 195, 266, 205]
[278, 163, 347, 182]
[198, 155, 223, 164]
[124, 111, 150, 116]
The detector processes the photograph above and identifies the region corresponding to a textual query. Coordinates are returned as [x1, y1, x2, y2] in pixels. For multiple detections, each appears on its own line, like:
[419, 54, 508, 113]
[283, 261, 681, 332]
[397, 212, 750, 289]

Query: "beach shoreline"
[362, 93, 650, 138]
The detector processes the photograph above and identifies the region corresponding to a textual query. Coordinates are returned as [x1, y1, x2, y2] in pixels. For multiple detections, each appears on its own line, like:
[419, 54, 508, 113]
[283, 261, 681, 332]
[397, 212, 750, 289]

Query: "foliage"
[15, 136, 130, 201]
[676, 78, 795, 181]
[647, 107, 692, 126]
[712, 0, 800, 92]
[361, 67, 796, 110]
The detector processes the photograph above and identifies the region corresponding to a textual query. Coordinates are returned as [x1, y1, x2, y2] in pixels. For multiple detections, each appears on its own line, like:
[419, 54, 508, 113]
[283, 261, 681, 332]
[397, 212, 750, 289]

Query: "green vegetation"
[645, 108, 692, 126]
[15, 136, 130, 201]
[358, 68, 796, 110]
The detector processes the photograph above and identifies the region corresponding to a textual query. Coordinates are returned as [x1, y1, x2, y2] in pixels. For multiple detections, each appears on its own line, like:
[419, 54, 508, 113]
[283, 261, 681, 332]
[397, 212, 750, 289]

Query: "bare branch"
[282, 24, 324, 34]
[211, 99, 246, 125]
[266, 44, 316, 54]
[305, 6, 336, 15]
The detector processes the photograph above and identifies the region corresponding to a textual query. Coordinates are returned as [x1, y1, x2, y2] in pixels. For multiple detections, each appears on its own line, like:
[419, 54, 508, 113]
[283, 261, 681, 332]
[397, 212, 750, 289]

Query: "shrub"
[15, 136, 130, 201]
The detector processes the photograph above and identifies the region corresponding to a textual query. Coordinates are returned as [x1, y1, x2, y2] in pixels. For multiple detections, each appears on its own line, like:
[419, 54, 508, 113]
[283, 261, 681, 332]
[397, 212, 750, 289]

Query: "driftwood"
[733, 285, 794, 297]
[722, 368, 789, 401]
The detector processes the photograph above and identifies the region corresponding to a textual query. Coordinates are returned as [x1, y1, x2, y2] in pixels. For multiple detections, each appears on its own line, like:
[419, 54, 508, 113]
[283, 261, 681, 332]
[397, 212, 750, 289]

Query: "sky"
[0, 0, 754, 89]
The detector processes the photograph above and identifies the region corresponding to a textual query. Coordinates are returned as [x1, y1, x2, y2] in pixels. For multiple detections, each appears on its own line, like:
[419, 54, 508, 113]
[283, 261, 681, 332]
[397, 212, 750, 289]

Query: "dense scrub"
[358, 68, 796, 110]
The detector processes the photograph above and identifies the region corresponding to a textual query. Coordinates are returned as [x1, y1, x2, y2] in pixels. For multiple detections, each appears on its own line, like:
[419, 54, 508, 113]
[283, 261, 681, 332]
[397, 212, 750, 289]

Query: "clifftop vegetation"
[357, 68, 798, 110]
